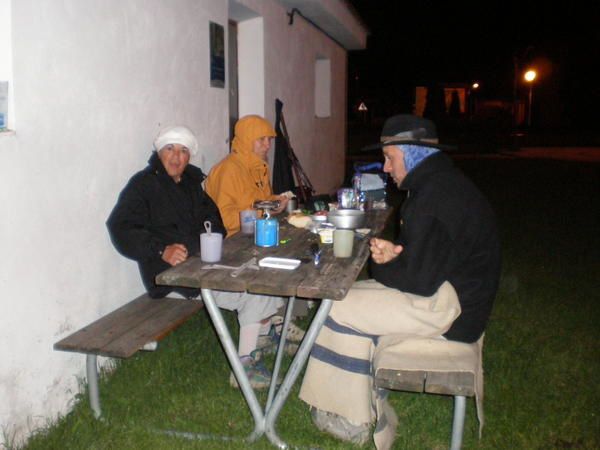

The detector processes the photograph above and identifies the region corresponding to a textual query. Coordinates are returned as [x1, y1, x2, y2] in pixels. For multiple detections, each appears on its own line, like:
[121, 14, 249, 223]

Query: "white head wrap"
[153, 125, 199, 156]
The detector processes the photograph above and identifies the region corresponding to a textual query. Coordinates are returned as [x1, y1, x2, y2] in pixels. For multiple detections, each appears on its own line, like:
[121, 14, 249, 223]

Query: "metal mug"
[286, 198, 298, 214]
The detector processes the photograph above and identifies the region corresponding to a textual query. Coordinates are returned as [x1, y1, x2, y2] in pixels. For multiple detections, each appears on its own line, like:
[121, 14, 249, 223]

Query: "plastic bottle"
[352, 172, 365, 210]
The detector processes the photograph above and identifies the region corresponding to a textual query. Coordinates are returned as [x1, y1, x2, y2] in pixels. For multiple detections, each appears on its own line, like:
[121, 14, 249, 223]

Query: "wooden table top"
[156, 209, 392, 300]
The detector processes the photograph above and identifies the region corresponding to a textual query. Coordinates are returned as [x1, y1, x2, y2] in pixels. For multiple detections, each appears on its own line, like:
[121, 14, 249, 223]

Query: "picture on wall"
[210, 22, 225, 88]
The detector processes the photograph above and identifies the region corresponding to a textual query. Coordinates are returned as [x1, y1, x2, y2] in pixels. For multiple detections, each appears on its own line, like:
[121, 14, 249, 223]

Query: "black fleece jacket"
[106, 153, 226, 298]
[370, 152, 501, 343]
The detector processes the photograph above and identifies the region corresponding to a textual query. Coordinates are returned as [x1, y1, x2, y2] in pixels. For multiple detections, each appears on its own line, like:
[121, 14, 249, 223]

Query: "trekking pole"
[279, 111, 315, 204]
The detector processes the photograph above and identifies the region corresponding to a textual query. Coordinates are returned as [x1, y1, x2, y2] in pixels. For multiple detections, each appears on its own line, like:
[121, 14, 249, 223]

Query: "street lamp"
[524, 69, 537, 126]
[469, 82, 480, 117]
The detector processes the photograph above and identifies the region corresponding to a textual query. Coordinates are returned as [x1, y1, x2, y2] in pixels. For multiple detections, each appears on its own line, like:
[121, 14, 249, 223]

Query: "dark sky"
[347, 1, 600, 128]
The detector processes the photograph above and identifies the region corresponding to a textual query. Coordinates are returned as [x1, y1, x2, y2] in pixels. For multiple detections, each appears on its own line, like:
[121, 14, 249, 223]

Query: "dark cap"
[362, 114, 454, 151]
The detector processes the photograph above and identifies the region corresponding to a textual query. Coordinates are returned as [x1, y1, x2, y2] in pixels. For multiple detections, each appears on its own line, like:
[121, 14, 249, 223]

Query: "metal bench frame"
[375, 369, 474, 450]
[54, 294, 203, 418]
[374, 336, 484, 450]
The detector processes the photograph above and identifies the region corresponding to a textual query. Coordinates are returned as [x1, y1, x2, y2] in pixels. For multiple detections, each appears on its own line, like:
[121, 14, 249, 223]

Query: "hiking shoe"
[257, 324, 299, 356]
[270, 316, 306, 342]
[310, 407, 371, 446]
[229, 351, 272, 390]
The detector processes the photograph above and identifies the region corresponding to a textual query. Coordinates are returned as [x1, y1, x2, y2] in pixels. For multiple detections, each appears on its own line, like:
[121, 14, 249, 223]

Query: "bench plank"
[375, 369, 427, 392]
[425, 371, 475, 396]
[54, 295, 168, 352]
[375, 369, 475, 397]
[54, 295, 203, 358]
[103, 299, 204, 357]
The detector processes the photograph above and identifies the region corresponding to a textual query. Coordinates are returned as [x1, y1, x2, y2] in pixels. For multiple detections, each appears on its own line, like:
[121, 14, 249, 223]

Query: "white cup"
[200, 232, 223, 262]
[333, 229, 354, 258]
[240, 209, 257, 235]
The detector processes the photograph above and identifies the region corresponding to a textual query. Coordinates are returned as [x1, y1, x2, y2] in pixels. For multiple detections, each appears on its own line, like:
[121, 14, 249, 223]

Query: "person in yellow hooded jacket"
[206, 115, 289, 236]
[206, 114, 306, 352]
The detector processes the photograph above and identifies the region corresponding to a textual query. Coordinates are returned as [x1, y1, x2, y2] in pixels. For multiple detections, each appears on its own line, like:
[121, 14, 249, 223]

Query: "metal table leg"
[264, 299, 333, 448]
[201, 289, 333, 448]
[266, 296, 296, 411]
[201, 288, 265, 441]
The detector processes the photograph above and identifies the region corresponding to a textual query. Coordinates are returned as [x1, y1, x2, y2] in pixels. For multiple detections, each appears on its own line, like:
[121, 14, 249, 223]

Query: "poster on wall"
[209, 22, 225, 88]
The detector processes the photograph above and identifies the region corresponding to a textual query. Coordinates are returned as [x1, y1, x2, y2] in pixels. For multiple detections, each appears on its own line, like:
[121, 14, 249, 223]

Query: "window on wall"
[0, 0, 13, 131]
[315, 58, 331, 118]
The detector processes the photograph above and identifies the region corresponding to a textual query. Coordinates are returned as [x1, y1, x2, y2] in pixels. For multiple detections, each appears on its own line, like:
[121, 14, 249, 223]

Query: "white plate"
[258, 257, 302, 270]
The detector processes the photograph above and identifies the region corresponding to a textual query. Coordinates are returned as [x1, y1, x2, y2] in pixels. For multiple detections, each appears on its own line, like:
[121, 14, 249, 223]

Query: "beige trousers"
[299, 279, 460, 448]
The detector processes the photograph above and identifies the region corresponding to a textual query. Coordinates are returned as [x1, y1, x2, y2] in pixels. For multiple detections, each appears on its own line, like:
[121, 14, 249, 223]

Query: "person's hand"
[162, 243, 189, 266]
[271, 195, 289, 215]
[369, 238, 403, 264]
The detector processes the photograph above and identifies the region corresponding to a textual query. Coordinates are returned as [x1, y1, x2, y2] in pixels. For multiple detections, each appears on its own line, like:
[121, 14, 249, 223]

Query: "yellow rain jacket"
[206, 115, 279, 236]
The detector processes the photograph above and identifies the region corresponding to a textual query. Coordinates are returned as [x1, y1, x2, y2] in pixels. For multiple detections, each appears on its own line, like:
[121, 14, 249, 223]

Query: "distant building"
[415, 84, 471, 117]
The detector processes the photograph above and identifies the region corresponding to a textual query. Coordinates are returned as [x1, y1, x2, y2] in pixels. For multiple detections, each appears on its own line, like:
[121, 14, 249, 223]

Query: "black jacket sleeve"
[106, 179, 166, 262]
[370, 214, 456, 296]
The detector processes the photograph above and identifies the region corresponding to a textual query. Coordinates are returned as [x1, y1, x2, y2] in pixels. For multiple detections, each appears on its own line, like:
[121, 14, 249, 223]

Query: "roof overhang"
[276, 0, 368, 50]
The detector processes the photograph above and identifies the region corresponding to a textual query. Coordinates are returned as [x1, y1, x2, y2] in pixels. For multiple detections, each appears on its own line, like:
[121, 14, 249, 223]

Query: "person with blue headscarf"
[300, 115, 501, 448]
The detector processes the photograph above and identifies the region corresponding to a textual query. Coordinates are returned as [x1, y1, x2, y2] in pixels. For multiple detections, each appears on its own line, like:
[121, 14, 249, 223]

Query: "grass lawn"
[19, 157, 599, 450]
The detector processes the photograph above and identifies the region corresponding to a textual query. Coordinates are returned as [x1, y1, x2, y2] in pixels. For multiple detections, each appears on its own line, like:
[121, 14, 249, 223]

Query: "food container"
[326, 209, 366, 229]
[310, 213, 328, 223]
[318, 228, 334, 244]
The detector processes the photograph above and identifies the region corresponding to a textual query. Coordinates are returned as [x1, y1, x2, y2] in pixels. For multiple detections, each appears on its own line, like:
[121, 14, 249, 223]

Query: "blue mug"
[255, 218, 279, 247]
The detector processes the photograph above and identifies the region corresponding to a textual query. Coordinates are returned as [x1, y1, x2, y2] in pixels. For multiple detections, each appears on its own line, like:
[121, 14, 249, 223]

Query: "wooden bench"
[54, 294, 203, 418]
[373, 335, 485, 450]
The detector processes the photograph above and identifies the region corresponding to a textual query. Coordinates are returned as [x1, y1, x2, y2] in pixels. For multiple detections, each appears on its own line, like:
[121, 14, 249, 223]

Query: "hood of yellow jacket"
[231, 115, 276, 169]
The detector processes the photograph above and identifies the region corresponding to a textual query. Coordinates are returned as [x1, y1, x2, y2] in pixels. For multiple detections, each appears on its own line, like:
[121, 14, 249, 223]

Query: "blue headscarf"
[401, 144, 439, 172]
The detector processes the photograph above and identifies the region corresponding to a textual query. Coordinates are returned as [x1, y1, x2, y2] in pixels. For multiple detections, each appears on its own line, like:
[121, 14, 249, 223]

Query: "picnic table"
[156, 209, 391, 447]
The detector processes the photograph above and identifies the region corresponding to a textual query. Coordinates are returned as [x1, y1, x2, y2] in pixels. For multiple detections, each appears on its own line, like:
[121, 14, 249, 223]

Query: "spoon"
[310, 243, 322, 266]
[204, 221, 212, 235]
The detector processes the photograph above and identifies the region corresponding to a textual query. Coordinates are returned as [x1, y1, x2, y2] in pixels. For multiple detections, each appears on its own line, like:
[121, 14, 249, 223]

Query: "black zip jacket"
[370, 152, 501, 343]
[106, 153, 226, 298]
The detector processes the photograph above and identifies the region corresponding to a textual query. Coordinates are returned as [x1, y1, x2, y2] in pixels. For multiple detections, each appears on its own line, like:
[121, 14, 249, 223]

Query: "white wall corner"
[237, 17, 265, 117]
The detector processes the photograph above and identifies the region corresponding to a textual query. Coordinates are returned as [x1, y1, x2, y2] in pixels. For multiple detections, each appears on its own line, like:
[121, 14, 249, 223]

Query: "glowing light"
[524, 69, 537, 83]
[472, 82, 479, 89]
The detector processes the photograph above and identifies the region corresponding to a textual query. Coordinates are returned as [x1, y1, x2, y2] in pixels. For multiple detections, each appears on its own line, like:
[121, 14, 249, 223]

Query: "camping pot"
[326, 209, 366, 229]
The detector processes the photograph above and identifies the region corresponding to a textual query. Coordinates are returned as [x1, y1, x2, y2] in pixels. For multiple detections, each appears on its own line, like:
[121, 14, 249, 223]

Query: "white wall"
[0, 0, 229, 445]
[238, 0, 348, 195]
[0, 0, 15, 129]
[0, 0, 355, 446]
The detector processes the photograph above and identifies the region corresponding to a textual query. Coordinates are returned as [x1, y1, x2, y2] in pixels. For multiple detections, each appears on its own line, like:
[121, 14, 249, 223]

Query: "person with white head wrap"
[149, 125, 200, 184]
[153, 125, 199, 156]
[107, 125, 284, 389]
